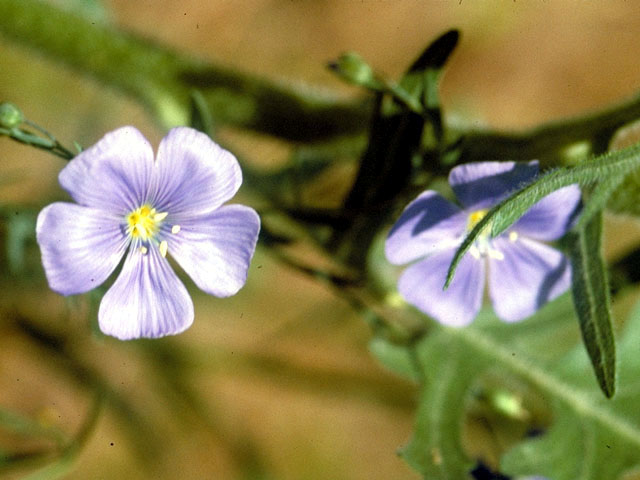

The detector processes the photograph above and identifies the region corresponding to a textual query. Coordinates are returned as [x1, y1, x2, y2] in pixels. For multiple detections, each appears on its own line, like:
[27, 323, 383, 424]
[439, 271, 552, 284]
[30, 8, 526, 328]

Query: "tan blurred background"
[2, 1, 640, 479]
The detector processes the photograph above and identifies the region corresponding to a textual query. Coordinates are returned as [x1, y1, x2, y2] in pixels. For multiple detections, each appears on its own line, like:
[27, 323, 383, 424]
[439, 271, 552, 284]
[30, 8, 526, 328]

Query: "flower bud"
[328, 52, 381, 90]
[0, 102, 23, 129]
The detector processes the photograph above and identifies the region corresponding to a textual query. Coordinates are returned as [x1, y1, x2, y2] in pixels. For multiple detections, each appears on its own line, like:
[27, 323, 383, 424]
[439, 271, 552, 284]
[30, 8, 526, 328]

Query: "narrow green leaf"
[566, 211, 616, 398]
[0, 407, 67, 446]
[333, 30, 459, 267]
[445, 142, 640, 288]
[491, 143, 640, 237]
[189, 89, 214, 136]
[6, 210, 36, 275]
[575, 173, 627, 231]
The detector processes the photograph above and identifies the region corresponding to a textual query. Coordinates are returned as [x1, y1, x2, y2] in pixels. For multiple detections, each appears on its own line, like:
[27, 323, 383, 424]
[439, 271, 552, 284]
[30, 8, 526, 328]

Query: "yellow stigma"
[466, 208, 507, 261]
[467, 209, 488, 231]
[126, 204, 167, 241]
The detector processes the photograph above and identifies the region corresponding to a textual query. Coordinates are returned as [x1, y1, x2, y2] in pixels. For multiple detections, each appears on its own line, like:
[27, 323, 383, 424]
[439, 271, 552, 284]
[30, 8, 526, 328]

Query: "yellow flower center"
[126, 204, 168, 241]
[467, 208, 488, 232]
[466, 208, 507, 261]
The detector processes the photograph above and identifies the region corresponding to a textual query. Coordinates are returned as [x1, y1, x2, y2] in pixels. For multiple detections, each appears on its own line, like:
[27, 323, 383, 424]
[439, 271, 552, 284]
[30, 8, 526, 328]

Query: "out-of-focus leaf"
[0, 407, 67, 446]
[56, 0, 112, 24]
[189, 89, 214, 136]
[20, 447, 78, 480]
[501, 299, 640, 479]
[6, 210, 37, 275]
[566, 211, 616, 398]
[332, 30, 459, 267]
[369, 336, 419, 381]
[372, 292, 640, 479]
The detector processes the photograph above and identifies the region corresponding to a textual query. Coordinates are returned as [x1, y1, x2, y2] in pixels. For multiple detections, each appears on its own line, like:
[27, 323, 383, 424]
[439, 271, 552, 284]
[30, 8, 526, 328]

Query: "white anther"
[488, 249, 504, 261]
[509, 231, 518, 243]
[154, 211, 168, 221]
[171, 224, 181, 234]
[159, 240, 168, 258]
[139, 246, 148, 255]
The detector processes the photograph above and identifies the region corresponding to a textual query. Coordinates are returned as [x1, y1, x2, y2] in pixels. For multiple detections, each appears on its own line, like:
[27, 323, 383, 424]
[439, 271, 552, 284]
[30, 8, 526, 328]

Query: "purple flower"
[385, 161, 580, 327]
[36, 126, 260, 340]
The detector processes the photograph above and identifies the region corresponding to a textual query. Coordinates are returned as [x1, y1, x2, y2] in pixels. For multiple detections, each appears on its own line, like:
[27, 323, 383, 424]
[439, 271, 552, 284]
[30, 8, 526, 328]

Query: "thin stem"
[0, 126, 75, 160]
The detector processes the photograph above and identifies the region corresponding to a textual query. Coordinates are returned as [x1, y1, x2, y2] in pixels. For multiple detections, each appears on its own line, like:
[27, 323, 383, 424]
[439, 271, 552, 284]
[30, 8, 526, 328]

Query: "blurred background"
[2, 1, 640, 479]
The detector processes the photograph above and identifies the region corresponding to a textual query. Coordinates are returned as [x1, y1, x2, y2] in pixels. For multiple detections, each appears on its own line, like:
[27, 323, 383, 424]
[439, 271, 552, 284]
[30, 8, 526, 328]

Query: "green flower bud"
[0, 102, 23, 129]
[329, 52, 381, 90]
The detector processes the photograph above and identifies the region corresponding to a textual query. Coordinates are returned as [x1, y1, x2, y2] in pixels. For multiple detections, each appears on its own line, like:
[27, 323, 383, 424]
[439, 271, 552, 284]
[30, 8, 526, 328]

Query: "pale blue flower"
[37, 126, 260, 340]
[385, 161, 580, 326]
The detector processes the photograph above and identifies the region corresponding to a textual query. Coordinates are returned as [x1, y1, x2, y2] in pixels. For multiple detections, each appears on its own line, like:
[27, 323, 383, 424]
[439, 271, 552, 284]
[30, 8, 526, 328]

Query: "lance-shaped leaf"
[332, 30, 459, 267]
[566, 211, 616, 398]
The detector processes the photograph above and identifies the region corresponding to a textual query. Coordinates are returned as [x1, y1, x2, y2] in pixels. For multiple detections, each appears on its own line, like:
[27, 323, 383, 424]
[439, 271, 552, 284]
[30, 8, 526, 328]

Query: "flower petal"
[385, 191, 466, 265]
[513, 184, 581, 241]
[98, 246, 194, 340]
[59, 126, 155, 213]
[398, 248, 485, 327]
[36, 202, 128, 295]
[167, 205, 260, 297]
[449, 161, 539, 210]
[151, 127, 242, 217]
[488, 237, 571, 322]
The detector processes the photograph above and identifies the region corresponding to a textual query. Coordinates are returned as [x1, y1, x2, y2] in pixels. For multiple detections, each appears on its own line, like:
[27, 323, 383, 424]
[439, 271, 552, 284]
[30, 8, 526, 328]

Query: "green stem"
[3, 0, 640, 156]
[0, 0, 367, 141]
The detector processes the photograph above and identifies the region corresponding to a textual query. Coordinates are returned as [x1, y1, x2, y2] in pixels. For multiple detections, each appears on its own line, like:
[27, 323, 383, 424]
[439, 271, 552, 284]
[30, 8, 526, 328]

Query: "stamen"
[488, 249, 504, 261]
[159, 240, 168, 258]
[466, 208, 505, 261]
[126, 204, 168, 241]
[135, 224, 147, 237]
[171, 225, 181, 234]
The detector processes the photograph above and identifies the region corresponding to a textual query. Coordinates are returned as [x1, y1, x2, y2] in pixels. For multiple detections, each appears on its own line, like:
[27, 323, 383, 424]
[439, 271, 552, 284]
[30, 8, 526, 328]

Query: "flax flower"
[385, 161, 580, 326]
[37, 126, 260, 340]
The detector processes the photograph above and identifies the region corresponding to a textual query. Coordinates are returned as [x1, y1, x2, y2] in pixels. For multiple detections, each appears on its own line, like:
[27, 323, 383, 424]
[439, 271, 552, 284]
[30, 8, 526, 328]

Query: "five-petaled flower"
[385, 161, 580, 327]
[36, 126, 260, 340]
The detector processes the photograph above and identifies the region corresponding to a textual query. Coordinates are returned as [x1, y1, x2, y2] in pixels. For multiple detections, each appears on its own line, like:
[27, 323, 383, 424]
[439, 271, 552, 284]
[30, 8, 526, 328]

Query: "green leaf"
[20, 447, 79, 480]
[402, 29, 459, 142]
[368, 336, 419, 382]
[189, 89, 214, 136]
[0, 407, 67, 446]
[445, 142, 640, 289]
[501, 299, 640, 479]
[333, 30, 459, 267]
[566, 211, 616, 398]
[372, 293, 640, 479]
[575, 173, 627, 231]
[5, 210, 36, 275]
[398, 331, 489, 478]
